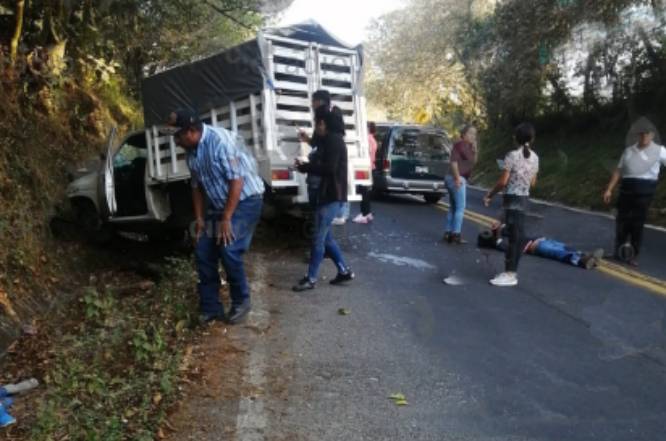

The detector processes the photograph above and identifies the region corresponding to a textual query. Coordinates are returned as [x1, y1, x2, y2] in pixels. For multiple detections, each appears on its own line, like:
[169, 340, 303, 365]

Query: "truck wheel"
[74, 200, 114, 245]
[424, 193, 442, 204]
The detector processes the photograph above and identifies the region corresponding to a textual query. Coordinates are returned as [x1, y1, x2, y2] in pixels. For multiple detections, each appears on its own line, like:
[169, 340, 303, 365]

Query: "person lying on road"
[477, 222, 605, 270]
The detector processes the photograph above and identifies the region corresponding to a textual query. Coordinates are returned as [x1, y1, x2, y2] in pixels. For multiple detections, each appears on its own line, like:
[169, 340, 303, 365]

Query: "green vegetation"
[29, 258, 197, 441]
[0, 0, 279, 340]
[367, 0, 666, 223]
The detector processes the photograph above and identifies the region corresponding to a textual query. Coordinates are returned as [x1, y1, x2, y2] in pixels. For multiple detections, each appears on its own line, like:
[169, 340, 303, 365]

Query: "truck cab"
[66, 129, 191, 241]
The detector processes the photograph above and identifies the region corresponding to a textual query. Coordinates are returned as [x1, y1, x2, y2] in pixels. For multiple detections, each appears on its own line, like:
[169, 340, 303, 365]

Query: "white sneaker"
[352, 214, 369, 224]
[332, 217, 346, 225]
[366, 213, 374, 222]
[489, 272, 518, 287]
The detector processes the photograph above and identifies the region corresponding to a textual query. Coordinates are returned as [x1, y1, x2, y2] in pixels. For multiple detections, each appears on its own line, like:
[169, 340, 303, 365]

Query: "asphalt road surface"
[181, 193, 666, 441]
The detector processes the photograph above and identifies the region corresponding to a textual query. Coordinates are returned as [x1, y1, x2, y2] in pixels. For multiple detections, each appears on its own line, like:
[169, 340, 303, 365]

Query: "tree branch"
[203, 0, 255, 31]
[10, 0, 25, 67]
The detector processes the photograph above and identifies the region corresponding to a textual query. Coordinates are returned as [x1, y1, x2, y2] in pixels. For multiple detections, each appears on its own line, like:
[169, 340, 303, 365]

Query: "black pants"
[616, 190, 654, 257]
[504, 209, 526, 272]
[360, 186, 372, 216]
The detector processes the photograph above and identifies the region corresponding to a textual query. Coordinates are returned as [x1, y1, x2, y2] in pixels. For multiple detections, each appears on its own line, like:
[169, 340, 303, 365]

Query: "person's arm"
[451, 161, 462, 188]
[298, 138, 343, 176]
[218, 178, 243, 246]
[450, 143, 462, 187]
[215, 134, 245, 245]
[604, 169, 621, 205]
[192, 185, 205, 243]
[484, 169, 510, 206]
[660, 146, 666, 167]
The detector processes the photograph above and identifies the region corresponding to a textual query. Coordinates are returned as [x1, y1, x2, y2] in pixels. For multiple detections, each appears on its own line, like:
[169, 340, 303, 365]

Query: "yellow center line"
[436, 202, 666, 298]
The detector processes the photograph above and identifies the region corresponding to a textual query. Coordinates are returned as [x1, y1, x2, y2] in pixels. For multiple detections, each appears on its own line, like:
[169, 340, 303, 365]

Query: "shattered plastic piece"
[443, 274, 465, 286]
[0, 378, 39, 396]
[21, 323, 38, 336]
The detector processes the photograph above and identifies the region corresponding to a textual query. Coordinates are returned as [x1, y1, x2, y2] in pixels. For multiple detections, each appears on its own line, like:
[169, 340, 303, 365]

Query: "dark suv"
[372, 123, 452, 203]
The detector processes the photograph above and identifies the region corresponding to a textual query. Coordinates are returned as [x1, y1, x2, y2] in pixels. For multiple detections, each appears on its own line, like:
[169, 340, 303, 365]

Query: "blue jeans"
[444, 175, 466, 234]
[338, 202, 350, 219]
[308, 201, 349, 281]
[195, 195, 263, 316]
[534, 238, 583, 267]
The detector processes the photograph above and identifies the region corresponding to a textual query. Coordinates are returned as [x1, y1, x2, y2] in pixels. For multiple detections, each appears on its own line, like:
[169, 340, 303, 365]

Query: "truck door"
[101, 128, 118, 217]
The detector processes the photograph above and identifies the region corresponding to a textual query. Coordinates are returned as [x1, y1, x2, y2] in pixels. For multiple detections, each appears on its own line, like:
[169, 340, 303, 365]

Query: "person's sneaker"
[352, 214, 369, 224]
[442, 232, 452, 243]
[330, 271, 355, 285]
[366, 213, 374, 222]
[331, 217, 346, 225]
[227, 300, 251, 325]
[452, 234, 467, 245]
[489, 272, 518, 287]
[198, 313, 225, 326]
[580, 254, 597, 270]
[293, 277, 316, 292]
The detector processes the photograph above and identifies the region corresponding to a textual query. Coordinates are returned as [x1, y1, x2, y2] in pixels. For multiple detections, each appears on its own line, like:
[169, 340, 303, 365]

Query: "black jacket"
[299, 132, 348, 204]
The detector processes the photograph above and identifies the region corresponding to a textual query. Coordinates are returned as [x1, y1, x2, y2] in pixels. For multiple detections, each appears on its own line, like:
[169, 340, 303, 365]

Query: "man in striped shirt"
[165, 109, 264, 324]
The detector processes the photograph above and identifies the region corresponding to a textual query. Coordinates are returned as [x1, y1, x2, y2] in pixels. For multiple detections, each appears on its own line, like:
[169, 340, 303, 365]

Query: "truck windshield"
[391, 128, 451, 161]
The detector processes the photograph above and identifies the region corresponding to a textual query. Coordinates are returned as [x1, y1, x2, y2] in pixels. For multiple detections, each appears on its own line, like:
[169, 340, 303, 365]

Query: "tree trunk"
[9, 0, 26, 67]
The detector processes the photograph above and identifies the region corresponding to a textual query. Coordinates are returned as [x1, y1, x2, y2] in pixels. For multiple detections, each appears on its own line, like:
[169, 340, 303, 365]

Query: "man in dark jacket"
[293, 107, 354, 291]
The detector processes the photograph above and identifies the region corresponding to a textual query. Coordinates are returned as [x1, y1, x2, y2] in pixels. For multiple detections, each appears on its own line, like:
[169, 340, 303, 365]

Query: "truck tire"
[73, 199, 114, 245]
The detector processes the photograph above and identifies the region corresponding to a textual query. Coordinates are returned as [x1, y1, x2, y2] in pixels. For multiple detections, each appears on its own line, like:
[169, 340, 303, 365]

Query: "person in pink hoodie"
[353, 122, 378, 224]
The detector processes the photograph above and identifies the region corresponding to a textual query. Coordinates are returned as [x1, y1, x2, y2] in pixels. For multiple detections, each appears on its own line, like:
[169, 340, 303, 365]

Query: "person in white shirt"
[603, 119, 666, 266]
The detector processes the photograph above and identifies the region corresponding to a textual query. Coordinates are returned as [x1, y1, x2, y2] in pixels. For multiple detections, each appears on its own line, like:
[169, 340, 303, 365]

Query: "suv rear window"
[391, 128, 451, 161]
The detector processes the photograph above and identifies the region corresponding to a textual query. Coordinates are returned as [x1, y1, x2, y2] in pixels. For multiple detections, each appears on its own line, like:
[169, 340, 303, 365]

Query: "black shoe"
[330, 271, 354, 285]
[199, 312, 225, 325]
[580, 254, 597, 270]
[227, 300, 251, 325]
[452, 234, 467, 245]
[293, 277, 316, 292]
[442, 232, 452, 243]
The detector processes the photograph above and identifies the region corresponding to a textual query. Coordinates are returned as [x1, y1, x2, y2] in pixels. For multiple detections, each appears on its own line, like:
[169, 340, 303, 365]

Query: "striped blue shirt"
[187, 125, 264, 210]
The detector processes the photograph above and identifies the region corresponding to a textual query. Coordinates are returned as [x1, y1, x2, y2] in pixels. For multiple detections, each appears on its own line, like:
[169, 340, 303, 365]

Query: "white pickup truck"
[66, 21, 372, 240]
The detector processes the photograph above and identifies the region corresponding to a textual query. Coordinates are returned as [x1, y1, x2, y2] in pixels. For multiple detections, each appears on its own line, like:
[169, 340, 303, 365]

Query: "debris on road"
[338, 308, 351, 316]
[443, 274, 465, 286]
[389, 393, 408, 406]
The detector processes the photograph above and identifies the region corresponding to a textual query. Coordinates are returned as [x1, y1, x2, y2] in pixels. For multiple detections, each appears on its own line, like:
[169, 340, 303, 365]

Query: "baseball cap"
[634, 118, 656, 133]
[161, 108, 200, 136]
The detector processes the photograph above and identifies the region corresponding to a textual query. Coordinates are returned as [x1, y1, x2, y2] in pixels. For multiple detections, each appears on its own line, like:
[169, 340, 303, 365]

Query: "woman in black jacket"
[292, 107, 354, 291]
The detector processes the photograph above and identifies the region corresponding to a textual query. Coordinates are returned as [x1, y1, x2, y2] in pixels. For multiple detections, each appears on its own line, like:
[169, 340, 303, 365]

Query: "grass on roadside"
[28, 257, 197, 441]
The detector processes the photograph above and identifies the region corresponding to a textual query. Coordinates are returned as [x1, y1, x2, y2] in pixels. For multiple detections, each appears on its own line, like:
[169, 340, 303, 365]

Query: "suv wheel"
[424, 193, 442, 204]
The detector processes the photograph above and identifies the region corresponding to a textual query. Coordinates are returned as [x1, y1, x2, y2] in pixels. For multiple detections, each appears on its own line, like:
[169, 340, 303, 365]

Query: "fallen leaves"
[0, 286, 18, 319]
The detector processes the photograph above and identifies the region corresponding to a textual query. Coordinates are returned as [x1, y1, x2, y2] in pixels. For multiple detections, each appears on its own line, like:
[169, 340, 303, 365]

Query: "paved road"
[225, 196, 666, 441]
